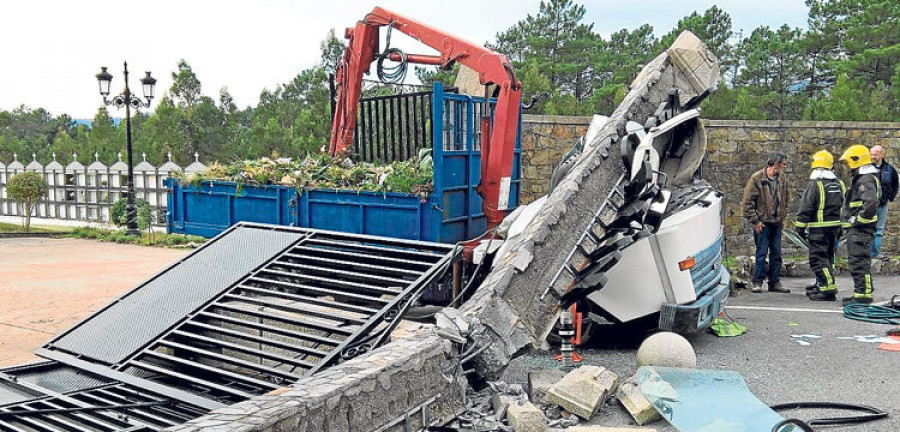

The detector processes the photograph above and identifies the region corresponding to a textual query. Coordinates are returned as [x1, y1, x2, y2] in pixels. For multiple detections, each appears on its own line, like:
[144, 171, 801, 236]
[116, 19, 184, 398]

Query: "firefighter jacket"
[842, 165, 881, 227]
[795, 169, 844, 229]
[741, 168, 789, 225]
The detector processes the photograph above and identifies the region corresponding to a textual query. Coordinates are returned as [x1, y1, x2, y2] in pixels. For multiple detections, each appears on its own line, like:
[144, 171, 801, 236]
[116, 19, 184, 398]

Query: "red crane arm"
[328, 7, 522, 233]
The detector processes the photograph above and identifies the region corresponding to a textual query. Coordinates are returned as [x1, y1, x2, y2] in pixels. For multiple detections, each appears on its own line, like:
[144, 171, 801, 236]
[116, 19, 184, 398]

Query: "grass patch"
[67, 227, 207, 248]
[0, 222, 73, 234]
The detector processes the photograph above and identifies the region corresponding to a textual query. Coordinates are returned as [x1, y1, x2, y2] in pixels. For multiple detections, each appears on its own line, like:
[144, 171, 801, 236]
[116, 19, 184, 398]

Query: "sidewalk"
[0, 237, 189, 366]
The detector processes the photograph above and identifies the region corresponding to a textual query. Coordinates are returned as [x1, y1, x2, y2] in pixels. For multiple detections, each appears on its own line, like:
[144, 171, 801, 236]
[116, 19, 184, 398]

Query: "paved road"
[505, 275, 900, 431]
[0, 237, 189, 366]
[3, 237, 897, 430]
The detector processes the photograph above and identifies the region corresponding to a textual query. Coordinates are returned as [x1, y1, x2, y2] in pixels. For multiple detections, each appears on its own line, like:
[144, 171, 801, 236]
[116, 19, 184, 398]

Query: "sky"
[0, 0, 810, 120]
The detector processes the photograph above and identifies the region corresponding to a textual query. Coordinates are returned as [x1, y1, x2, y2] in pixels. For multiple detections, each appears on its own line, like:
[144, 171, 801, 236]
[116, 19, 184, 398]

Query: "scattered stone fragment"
[528, 369, 568, 403]
[547, 416, 580, 428]
[565, 427, 658, 432]
[615, 376, 662, 425]
[507, 400, 547, 432]
[635, 332, 697, 368]
[546, 365, 619, 420]
[491, 394, 518, 420]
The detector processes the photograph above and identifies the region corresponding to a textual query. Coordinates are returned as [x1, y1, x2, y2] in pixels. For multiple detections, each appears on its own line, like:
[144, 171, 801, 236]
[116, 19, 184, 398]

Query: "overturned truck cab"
[488, 87, 728, 338]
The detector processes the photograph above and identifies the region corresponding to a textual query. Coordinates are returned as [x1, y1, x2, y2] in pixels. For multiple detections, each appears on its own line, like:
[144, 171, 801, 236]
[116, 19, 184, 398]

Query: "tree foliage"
[7, 171, 48, 232]
[0, 5, 897, 168]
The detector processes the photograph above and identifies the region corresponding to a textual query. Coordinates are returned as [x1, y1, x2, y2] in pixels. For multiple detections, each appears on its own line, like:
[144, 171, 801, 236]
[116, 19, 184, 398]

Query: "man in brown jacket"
[741, 152, 791, 293]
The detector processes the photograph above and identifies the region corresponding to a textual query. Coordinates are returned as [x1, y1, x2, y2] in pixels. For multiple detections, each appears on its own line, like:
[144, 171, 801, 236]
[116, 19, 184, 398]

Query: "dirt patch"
[0, 238, 189, 366]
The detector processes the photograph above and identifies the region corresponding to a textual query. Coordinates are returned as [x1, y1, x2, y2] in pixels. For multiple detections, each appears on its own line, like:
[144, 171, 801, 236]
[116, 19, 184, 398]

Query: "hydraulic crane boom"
[328, 6, 522, 233]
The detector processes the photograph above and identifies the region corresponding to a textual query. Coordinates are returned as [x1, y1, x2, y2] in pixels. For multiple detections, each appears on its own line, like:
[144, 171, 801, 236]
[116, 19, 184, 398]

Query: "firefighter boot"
[842, 295, 873, 305]
[807, 285, 837, 301]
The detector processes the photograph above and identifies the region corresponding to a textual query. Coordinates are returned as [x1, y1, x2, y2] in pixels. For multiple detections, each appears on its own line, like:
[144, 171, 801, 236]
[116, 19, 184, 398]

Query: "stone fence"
[519, 116, 900, 257]
[0, 152, 206, 226]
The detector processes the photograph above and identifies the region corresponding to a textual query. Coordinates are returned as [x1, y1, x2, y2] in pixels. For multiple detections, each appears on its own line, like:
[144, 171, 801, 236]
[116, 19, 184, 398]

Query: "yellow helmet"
[840, 145, 872, 169]
[811, 150, 834, 170]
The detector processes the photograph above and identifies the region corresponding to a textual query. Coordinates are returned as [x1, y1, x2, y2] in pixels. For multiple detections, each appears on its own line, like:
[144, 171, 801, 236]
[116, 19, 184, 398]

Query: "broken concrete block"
[506, 400, 547, 432]
[528, 369, 567, 403]
[546, 365, 619, 420]
[491, 393, 516, 419]
[565, 427, 658, 432]
[667, 31, 720, 105]
[616, 377, 661, 425]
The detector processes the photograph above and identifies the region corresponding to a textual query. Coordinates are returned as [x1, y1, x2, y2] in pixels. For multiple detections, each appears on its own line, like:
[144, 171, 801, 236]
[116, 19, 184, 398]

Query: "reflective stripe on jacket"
[796, 177, 844, 228]
[842, 171, 880, 226]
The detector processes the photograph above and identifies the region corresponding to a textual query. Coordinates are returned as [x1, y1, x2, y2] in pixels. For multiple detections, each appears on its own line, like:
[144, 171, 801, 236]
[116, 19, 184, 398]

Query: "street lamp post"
[96, 62, 156, 236]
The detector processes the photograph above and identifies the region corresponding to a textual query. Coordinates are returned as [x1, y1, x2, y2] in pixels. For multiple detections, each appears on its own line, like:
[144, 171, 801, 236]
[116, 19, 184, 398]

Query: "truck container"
[167, 83, 521, 243]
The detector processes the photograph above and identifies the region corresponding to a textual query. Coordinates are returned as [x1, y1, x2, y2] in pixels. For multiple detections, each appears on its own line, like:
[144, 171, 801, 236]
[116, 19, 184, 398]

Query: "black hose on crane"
[376, 24, 408, 84]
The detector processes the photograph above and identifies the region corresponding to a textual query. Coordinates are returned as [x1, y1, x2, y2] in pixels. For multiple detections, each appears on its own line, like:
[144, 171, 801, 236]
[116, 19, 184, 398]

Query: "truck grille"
[690, 229, 725, 296]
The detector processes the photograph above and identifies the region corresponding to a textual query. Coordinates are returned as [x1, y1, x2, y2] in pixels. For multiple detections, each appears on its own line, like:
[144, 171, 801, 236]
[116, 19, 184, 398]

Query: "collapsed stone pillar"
[459, 31, 721, 380]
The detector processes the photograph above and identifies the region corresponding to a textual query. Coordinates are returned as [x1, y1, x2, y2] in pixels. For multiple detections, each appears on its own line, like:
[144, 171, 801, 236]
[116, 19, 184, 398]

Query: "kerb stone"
[506, 400, 547, 432]
[527, 369, 567, 404]
[615, 377, 661, 425]
[546, 365, 619, 420]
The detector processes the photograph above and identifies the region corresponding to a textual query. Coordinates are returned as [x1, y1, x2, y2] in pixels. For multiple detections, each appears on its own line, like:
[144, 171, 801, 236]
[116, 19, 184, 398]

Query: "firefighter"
[839, 144, 881, 305]
[795, 150, 844, 301]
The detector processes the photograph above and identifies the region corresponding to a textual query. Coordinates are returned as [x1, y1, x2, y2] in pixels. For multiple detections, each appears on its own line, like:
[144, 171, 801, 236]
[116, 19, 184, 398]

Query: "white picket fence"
[0, 152, 206, 226]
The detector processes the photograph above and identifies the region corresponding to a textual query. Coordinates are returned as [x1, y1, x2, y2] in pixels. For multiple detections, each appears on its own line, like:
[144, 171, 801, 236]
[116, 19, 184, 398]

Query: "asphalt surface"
[503, 275, 900, 431]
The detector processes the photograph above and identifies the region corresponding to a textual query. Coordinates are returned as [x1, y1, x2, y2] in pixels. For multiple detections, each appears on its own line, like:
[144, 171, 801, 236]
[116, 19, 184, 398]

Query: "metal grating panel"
[45, 226, 305, 364]
[0, 381, 41, 408]
[110, 226, 458, 405]
[0, 361, 209, 431]
[13, 363, 111, 395]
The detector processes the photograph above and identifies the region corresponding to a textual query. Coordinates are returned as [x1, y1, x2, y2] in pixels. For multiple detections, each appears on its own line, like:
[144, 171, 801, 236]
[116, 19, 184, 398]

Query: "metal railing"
[352, 90, 433, 163]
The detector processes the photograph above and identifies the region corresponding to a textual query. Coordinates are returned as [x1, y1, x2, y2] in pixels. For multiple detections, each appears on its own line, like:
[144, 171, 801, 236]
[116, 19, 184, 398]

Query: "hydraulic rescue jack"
[553, 304, 584, 368]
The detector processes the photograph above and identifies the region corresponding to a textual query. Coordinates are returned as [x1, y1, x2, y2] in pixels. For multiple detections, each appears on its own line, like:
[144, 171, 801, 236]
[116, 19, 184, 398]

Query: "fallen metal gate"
[4, 222, 458, 429]
[0, 361, 209, 432]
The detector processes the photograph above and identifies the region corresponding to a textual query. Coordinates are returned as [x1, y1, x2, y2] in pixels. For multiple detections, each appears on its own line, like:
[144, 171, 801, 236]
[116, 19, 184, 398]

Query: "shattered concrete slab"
[461, 31, 721, 380]
[616, 375, 662, 425]
[546, 365, 619, 420]
[562, 427, 659, 432]
[507, 400, 547, 432]
[528, 369, 568, 403]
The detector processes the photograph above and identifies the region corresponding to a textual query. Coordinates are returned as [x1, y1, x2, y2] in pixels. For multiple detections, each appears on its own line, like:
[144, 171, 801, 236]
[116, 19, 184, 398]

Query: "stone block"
[527, 369, 568, 403]
[491, 394, 518, 419]
[615, 377, 661, 425]
[546, 365, 619, 420]
[507, 400, 547, 432]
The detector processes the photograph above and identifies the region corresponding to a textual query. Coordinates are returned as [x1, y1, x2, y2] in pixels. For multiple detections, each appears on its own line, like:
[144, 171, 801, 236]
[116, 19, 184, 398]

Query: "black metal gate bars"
[1, 223, 458, 431]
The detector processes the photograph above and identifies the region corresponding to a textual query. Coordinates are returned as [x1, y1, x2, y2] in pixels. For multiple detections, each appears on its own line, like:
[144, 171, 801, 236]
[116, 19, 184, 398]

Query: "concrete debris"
[563, 427, 658, 432]
[435, 307, 473, 344]
[547, 416, 581, 428]
[506, 400, 547, 432]
[546, 365, 619, 420]
[527, 369, 568, 404]
[491, 394, 518, 420]
[464, 30, 720, 380]
[615, 376, 662, 425]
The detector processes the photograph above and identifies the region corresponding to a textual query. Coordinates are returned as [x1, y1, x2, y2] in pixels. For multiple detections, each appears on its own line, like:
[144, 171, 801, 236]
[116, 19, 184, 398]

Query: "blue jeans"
[753, 223, 783, 286]
[871, 205, 889, 257]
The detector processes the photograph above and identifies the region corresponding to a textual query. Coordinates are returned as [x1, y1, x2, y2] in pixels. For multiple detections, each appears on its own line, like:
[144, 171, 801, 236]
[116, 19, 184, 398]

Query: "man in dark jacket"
[795, 150, 845, 301]
[869, 145, 898, 257]
[839, 145, 881, 305]
[741, 152, 790, 293]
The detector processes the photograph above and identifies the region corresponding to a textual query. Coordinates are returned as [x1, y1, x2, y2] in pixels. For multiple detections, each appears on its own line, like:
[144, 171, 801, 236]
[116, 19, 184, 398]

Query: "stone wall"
[519, 117, 900, 256]
[520, 115, 590, 204]
[166, 333, 466, 432]
[705, 120, 900, 256]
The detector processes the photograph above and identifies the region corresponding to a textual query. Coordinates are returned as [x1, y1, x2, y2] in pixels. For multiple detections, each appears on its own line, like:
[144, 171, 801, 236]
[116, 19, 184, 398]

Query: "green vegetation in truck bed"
[174, 152, 433, 199]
